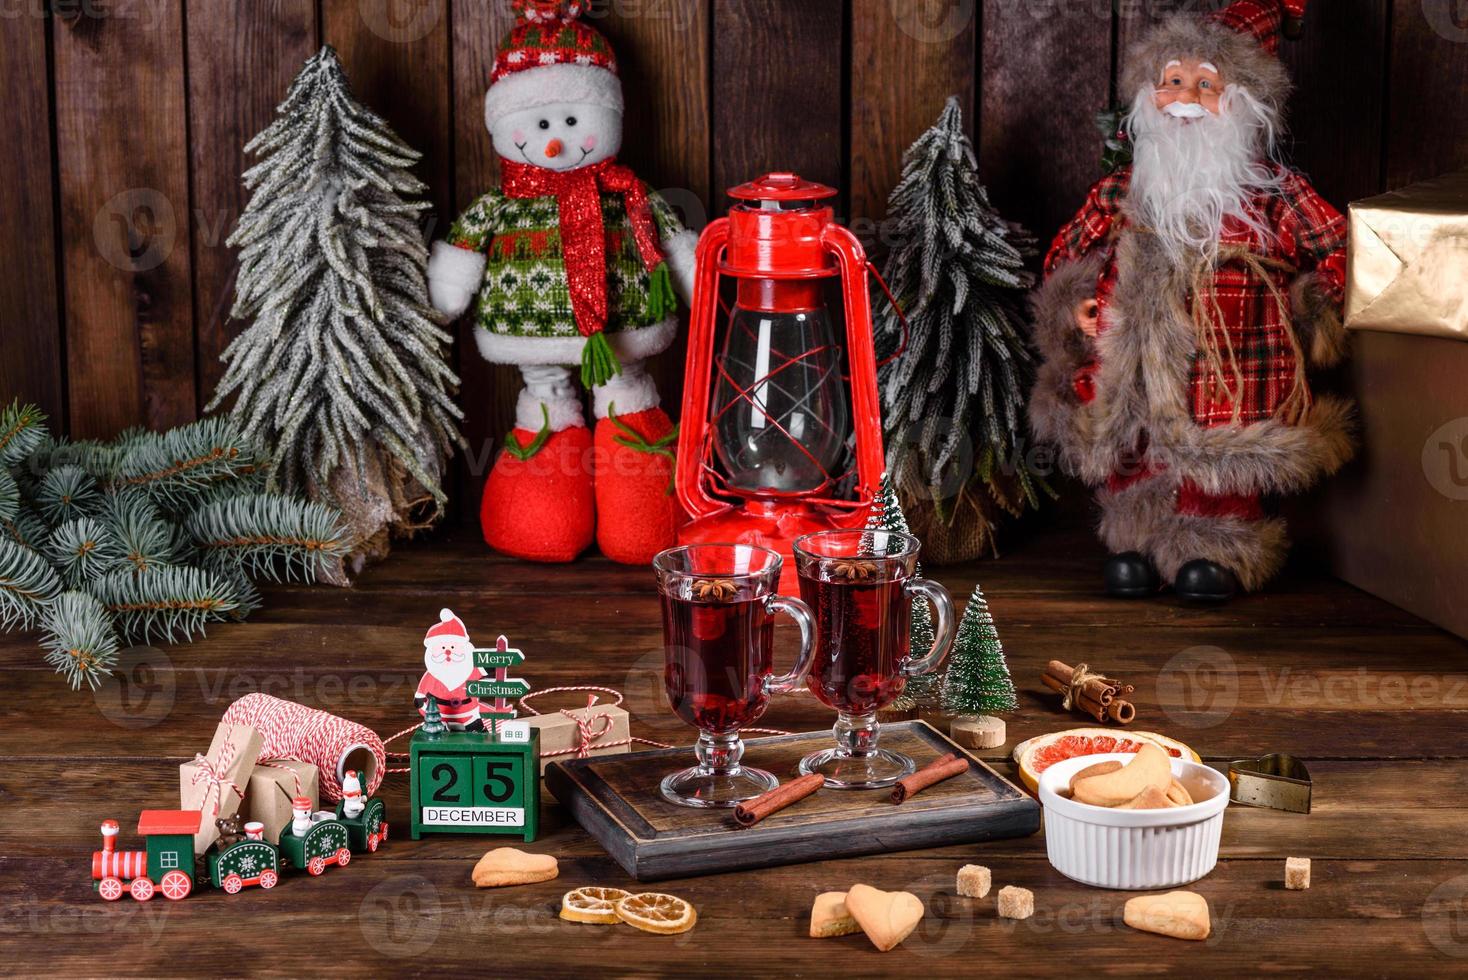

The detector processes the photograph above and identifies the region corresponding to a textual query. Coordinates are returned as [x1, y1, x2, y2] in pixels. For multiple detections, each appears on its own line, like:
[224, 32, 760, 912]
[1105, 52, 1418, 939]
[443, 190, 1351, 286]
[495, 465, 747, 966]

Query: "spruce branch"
[102, 492, 190, 573]
[36, 465, 101, 525]
[41, 591, 120, 690]
[111, 416, 260, 510]
[46, 517, 124, 588]
[0, 536, 63, 629]
[185, 493, 350, 583]
[0, 468, 18, 525]
[2, 506, 49, 552]
[0, 400, 48, 469]
[88, 566, 242, 644]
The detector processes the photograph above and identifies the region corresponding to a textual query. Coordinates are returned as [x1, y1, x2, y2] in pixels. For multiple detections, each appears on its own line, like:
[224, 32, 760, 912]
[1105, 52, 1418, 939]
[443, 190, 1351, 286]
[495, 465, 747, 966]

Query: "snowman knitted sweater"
[447, 186, 685, 367]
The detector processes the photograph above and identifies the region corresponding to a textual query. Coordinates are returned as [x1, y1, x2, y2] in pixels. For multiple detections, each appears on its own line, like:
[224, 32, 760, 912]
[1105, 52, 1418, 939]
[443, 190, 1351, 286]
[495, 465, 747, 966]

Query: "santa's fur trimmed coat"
[1029, 220, 1353, 592]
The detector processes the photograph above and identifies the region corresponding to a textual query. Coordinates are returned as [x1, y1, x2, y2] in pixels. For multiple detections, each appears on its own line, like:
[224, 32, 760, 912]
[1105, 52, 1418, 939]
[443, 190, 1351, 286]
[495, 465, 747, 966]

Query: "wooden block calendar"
[545, 720, 1039, 881]
[408, 728, 540, 841]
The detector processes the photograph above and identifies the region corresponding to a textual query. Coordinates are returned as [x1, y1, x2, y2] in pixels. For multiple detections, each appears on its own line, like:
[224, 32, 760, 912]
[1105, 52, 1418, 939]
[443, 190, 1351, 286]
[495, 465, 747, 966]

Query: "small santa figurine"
[340, 770, 365, 819]
[1029, 0, 1352, 602]
[415, 608, 487, 731]
[426, 0, 696, 566]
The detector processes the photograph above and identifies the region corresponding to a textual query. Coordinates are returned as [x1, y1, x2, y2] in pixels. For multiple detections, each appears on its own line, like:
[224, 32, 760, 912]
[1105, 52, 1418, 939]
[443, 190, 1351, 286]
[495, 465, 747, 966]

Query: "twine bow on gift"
[522, 687, 635, 760]
[190, 740, 245, 820]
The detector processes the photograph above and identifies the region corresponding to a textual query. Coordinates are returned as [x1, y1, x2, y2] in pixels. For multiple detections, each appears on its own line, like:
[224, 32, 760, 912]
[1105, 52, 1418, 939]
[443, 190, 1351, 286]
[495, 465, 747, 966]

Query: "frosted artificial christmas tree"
[0, 402, 348, 690]
[211, 46, 463, 583]
[866, 473, 939, 711]
[874, 96, 1045, 563]
[941, 584, 1017, 716]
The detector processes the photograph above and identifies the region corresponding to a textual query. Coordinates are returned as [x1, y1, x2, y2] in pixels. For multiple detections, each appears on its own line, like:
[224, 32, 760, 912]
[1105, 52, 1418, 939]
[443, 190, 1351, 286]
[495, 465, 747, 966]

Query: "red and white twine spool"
[222, 693, 385, 803]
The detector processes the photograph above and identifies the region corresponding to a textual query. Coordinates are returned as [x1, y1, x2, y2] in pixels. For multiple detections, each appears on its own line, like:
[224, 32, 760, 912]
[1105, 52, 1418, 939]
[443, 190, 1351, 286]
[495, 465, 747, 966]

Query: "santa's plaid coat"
[1043, 163, 1347, 426]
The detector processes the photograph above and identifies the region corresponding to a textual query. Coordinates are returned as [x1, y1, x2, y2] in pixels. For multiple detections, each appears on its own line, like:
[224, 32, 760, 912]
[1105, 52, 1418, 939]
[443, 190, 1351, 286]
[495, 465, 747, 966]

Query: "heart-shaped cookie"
[472, 847, 559, 888]
[845, 883, 924, 952]
[809, 891, 861, 938]
[1123, 890, 1210, 941]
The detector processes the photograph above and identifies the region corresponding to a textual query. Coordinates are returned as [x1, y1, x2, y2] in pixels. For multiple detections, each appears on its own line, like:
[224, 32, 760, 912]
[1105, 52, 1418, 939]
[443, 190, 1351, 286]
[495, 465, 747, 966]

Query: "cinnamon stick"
[734, 773, 824, 827]
[891, 753, 969, 803]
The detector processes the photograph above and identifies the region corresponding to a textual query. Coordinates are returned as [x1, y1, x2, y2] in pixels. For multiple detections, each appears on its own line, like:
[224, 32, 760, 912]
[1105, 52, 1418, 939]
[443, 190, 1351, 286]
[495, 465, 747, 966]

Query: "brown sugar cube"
[956, 864, 991, 899]
[996, 885, 1034, 920]
[1285, 857, 1311, 890]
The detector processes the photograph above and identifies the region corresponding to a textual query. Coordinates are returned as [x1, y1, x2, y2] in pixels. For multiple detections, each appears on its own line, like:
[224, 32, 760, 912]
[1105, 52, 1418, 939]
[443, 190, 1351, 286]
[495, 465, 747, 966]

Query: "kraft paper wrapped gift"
[524, 702, 631, 773]
[179, 722, 263, 854]
[244, 760, 321, 844]
[1316, 169, 1468, 639]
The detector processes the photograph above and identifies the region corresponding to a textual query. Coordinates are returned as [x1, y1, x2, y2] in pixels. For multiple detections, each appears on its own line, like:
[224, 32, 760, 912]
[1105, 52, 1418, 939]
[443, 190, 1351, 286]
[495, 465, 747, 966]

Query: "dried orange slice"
[559, 886, 631, 924]
[614, 892, 697, 935]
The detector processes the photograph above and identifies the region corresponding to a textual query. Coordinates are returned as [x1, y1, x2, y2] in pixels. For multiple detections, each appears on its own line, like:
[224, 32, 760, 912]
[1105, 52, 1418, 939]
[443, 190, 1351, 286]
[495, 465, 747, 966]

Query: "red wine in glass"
[660, 591, 775, 734]
[800, 573, 912, 715]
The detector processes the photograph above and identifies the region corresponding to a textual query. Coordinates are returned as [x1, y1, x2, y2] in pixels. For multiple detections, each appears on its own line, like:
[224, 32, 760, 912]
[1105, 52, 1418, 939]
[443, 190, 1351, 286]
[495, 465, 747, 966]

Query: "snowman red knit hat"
[425, 608, 468, 642]
[484, 0, 623, 127]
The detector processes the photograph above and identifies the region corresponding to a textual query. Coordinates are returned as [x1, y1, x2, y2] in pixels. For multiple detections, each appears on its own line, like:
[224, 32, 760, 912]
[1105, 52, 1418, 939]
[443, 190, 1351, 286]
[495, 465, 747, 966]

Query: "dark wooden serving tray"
[544, 719, 1040, 881]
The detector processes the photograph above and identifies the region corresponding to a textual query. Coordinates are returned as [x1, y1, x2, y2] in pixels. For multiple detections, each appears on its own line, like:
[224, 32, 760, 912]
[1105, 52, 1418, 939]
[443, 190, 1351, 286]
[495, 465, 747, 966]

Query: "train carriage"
[208, 837, 282, 894]
[278, 813, 352, 876]
[336, 796, 389, 853]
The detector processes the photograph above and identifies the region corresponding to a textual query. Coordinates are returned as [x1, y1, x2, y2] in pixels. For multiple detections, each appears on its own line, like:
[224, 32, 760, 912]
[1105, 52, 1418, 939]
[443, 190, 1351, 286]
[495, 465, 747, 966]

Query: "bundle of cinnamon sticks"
[1040, 660, 1136, 725]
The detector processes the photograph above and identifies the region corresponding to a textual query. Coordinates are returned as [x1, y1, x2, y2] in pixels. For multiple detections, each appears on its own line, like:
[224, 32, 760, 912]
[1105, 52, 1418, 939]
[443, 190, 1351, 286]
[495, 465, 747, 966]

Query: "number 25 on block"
[408, 729, 540, 841]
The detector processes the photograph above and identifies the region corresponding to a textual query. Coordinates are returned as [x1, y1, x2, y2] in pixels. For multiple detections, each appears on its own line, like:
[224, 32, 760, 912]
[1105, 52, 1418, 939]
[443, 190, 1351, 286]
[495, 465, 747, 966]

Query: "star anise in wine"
[827, 558, 879, 581]
[691, 578, 738, 601]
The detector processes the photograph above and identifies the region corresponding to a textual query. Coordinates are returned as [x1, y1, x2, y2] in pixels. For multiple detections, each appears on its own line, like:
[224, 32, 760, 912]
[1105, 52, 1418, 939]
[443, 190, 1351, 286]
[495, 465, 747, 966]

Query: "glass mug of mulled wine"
[653, 543, 817, 808]
[793, 529, 957, 789]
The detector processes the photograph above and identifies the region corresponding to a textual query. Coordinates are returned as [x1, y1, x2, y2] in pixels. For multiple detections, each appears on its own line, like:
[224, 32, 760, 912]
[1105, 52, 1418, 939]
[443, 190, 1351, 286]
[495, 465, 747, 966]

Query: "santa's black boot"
[1103, 552, 1160, 598]
[1174, 559, 1239, 603]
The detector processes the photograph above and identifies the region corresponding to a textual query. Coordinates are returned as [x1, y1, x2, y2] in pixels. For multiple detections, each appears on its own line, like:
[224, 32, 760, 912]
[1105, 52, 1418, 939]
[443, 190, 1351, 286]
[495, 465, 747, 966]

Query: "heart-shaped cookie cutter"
[1227, 753, 1311, 813]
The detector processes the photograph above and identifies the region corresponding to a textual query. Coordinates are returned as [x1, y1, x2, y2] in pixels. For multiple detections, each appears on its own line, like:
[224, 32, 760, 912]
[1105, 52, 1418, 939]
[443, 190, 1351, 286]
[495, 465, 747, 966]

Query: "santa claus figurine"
[414, 608, 487, 731]
[1029, 0, 1353, 602]
[427, 0, 696, 565]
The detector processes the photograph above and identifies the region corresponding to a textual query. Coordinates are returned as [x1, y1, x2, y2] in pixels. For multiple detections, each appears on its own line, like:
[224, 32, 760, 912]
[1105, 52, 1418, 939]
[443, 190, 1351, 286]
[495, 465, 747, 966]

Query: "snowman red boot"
[481, 365, 595, 562]
[592, 359, 680, 564]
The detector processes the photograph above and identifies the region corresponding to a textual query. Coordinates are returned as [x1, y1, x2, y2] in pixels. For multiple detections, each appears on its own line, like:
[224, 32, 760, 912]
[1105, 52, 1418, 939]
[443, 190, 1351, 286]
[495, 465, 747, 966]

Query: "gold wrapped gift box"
[1321, 169, 1468, 639]
[1346, 169, 1468, 341]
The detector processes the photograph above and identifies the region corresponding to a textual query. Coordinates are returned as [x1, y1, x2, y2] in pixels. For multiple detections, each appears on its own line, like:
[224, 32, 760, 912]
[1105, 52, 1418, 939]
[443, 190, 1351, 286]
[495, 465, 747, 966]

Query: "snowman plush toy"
[428, 0, 696, 564]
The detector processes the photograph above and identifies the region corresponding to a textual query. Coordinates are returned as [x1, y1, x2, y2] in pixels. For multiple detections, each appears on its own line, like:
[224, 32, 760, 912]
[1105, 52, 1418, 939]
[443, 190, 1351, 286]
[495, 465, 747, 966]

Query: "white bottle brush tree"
[211, 46, 463, 583]
[873, 96, 1048, 563]
[0, 402, 348, 690]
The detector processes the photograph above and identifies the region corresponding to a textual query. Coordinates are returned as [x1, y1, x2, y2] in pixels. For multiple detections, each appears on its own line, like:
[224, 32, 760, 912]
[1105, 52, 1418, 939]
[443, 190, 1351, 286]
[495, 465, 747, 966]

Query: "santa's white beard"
[1124, 84, 1285, 265]
[427, 654, 475, 691]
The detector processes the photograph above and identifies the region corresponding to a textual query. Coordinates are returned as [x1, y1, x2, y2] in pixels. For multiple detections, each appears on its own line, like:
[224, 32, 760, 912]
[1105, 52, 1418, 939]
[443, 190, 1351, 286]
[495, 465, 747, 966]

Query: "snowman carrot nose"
[544, 138, 564, 158]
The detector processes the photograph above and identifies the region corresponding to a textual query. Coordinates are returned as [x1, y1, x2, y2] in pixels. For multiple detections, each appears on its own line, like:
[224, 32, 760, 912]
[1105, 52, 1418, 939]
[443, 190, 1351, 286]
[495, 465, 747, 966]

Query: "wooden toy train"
[92, 790, 387, 901]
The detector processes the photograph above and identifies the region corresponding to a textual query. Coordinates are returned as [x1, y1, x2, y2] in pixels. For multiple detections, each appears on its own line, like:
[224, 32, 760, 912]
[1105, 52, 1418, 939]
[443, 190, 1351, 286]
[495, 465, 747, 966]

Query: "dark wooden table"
[5, 520, 1466, 976]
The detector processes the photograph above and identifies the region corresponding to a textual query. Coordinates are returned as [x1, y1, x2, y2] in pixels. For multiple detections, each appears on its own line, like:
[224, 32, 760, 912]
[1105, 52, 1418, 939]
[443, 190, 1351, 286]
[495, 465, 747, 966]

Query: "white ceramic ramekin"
[1038, 752, 1230, 890]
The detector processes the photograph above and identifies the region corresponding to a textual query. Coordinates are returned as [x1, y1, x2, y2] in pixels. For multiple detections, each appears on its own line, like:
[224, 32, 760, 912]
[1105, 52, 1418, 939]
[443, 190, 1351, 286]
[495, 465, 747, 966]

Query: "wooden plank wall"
[3, 0, 1465, 497]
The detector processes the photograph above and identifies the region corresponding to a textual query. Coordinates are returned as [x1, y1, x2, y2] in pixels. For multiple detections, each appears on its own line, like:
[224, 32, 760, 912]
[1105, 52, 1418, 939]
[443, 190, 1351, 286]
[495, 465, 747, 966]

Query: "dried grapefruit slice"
[560, 886, 631, 924]
[614, 892, 697, 935]
[1014, 727, 1199, 792]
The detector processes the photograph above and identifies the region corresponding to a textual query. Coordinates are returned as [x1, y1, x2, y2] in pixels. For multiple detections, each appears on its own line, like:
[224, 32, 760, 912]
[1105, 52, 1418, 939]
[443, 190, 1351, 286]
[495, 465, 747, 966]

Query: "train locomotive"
[92, 776, 387, 901]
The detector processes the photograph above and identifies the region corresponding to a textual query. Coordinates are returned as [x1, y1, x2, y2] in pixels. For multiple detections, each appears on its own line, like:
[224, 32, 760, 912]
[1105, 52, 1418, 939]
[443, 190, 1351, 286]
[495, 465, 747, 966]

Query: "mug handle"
[901, 577, 957, 678]
[762, 594, 818, 696]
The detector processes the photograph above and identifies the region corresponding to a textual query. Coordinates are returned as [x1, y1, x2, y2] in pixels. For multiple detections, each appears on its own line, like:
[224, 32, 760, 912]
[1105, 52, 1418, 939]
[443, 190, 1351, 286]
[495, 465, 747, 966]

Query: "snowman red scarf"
[501, 157, 673, 387]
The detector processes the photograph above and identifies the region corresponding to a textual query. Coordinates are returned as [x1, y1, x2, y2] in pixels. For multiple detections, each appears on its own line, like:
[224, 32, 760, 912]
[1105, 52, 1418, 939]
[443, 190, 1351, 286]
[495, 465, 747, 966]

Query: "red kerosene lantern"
[675, 173, 885, 580]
